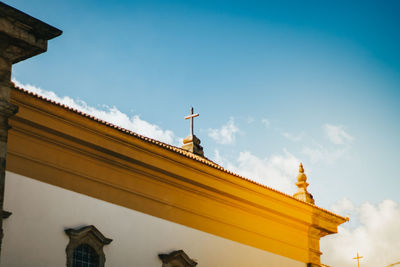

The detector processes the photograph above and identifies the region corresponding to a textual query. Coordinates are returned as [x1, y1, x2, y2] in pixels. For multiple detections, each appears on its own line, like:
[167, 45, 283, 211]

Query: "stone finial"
[181, 107, 204, 156]
[182, 131, 204, 157]
[293, 163, 315, 204]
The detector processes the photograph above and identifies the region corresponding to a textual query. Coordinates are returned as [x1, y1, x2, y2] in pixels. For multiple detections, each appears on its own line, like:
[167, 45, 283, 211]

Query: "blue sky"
[6, 1, 400, 265]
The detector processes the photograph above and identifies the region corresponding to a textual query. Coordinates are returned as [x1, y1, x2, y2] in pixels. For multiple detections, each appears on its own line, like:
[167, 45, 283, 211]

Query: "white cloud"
[247, 116, 255, 124]
[321, 199, 400, 267]
[282, 132, 303, 142]
[324, 124, 354, 145]
[301, 124, 354, 164]
[302, 144, 348, 164]
[330, 197, 355, 215]
[213, 149, 224, 165]
[208, 117, 239, 145]
[213, 149, 299, 194]
[261, 118, 271, 127]
[12, 79, 177, 145]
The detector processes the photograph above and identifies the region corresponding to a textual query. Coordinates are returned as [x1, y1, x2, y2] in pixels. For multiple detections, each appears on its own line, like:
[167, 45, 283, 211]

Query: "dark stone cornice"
[0, 1, 62, 40]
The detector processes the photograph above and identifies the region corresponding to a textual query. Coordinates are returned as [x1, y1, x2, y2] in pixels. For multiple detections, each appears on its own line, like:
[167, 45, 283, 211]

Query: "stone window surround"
[65, 225, 112, 267]
[159, 250, 197, 267]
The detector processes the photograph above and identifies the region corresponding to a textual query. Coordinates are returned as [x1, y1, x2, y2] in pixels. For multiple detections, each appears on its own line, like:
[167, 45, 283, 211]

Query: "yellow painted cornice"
[7, 87, 347, 265]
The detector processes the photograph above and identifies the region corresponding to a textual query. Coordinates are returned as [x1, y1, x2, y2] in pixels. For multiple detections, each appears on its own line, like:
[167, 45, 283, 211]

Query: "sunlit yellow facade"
[6, 86, 347, 266]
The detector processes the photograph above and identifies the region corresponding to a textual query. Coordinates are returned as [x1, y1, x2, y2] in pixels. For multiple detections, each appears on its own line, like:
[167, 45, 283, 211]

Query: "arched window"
[72, 244, 99, 267]
[65, 225, 112, 267]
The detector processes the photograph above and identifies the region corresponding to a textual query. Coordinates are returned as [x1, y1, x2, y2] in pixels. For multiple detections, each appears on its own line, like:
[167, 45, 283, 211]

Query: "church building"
[0, 2, 347, 267]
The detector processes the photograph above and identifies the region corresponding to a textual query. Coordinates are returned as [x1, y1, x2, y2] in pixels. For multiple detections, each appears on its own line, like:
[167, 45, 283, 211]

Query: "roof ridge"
[11, 83, 347, 221]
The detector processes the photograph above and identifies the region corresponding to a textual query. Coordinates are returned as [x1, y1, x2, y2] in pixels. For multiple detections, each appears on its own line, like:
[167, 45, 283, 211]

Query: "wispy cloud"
[324, 124, 354, 145]
[213, 149, 298, 194]
[12, 79, 178, 145]
[261, 118, 271, 127]
[330, 197, 355, 215]
[282, 132, 303, 142]
[302, 124, 354, 164]
[321, 199, 400, 267]
[247, 116, 255, 124]
[208, 117, 239, 145]
[302, 144, 349, 164]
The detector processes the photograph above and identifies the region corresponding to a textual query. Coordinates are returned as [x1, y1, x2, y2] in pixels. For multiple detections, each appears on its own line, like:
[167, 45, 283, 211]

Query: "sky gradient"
[6, 1, 400, 266]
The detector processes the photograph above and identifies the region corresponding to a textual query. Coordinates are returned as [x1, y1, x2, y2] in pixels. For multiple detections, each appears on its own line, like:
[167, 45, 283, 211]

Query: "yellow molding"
[7, 88, 347, 264]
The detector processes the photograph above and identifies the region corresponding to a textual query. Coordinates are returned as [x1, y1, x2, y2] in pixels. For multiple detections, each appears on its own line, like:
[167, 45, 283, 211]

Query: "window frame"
[65, 225, 112, 267]
[72, 243, 100, 266]
[158, 250, 197, 267]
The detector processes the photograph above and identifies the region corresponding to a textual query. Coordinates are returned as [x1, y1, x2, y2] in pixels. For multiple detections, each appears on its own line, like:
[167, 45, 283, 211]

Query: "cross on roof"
[185, 107, 199, 136]
[353, 252, 363, 267]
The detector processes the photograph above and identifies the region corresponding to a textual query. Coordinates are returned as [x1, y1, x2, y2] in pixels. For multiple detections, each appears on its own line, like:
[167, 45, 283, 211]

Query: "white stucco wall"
[1, 172, 305, 267]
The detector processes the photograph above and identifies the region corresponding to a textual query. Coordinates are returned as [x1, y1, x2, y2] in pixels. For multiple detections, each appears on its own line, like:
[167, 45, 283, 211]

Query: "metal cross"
[353, 252, 363, 267]
[185, 107, 199, 136]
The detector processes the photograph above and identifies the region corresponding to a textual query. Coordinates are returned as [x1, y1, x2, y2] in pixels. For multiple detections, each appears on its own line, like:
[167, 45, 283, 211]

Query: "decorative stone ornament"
[65, 225, 112, 267]
[182, 107, 204, 156]
[293, 163, 315, 204]
[158, 250, 198, 267]
[182, 134, 204, 156]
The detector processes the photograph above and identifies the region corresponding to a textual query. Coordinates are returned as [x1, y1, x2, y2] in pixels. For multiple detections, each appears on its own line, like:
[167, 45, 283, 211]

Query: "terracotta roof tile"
[11, 83, 347, 221]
